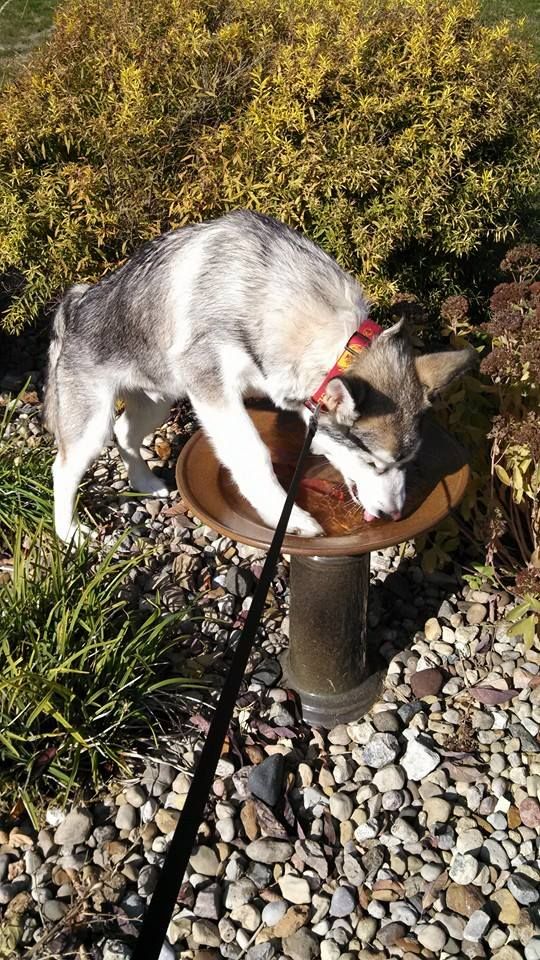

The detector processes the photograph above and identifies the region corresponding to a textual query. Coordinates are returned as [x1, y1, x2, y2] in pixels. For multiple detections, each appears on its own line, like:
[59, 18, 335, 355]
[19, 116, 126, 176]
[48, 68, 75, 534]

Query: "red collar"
[306, 319, 381, 413]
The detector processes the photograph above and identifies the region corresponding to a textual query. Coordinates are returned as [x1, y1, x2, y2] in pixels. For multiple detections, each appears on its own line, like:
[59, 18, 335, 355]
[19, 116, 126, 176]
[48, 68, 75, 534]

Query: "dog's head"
[317, 319, 476, 520]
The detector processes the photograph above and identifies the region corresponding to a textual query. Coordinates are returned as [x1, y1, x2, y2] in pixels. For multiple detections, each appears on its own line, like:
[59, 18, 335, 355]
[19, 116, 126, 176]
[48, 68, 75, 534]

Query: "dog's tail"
[42, 283, 90, 435]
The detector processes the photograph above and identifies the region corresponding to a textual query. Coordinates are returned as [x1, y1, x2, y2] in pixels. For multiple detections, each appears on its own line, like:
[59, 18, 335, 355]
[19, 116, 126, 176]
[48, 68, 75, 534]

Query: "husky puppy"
[44, 210, 474, 543]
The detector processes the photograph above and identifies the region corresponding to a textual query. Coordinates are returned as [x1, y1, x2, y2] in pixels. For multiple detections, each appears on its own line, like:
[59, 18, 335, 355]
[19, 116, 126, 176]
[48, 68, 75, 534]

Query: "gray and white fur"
[44, 210, 474, 542]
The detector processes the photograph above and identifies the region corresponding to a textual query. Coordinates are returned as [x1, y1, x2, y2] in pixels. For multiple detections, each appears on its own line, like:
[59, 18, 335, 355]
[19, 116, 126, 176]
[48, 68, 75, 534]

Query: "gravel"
[2, 380, 540, 958]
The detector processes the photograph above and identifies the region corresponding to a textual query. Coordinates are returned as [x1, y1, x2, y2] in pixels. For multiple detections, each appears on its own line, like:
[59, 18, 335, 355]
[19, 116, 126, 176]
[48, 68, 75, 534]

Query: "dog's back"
[47, 210, 366, 401]
[45, 210, 473, 543]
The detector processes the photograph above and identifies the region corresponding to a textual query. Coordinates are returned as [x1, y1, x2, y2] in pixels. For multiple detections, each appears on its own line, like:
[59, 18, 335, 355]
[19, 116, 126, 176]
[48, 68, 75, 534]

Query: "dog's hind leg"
[114, 393, 171, 497]
[52, 385, 115, 543]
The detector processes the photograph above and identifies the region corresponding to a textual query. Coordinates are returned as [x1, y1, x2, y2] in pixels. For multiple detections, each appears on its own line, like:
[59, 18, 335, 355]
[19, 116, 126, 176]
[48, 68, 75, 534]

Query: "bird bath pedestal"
[176, 409, 469, 728]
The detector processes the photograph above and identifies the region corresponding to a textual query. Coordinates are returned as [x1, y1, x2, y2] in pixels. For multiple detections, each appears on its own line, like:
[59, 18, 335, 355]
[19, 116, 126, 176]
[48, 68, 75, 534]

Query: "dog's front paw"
[130, 467, 170, 499]
[286, 507, 324, 538]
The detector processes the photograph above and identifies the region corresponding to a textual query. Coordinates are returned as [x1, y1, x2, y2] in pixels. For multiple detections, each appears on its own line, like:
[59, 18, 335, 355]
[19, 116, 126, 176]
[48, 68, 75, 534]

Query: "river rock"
[401, 739, 440, 781]
[411, 668, 444, 698]
[425, 618, 442, 641]
[103, 942, 133, 960]
[449, 854, 479, 885]
[245, 839, 294, 863]
[416, 923, 447, 952]
[361, 734, 400, 768]
[192, 920, 220, 947]
[54, 809, 93, 848]
[330, 886, 356, 917]
[115, 804, 137, 831]
[248, 755, 285, 807]
[463, 910, 490, 942]
[282, 928, 319, 960]
[492, 889, 521, 924]
[278, 875, 311, 904]
[446, 883, 485, 916]
[507, 875, 539, 905]
[190, 847, 220, 877]
[373, 765, 406, 792]
[520, 798, 540, 829]
[329, 793, 354, 822]
[262, 899, 287, 926]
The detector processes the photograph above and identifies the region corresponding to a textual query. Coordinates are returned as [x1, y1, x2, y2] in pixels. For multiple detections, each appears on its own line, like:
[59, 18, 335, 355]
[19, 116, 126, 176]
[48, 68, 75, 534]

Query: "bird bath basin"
[176, 408, 469, 727]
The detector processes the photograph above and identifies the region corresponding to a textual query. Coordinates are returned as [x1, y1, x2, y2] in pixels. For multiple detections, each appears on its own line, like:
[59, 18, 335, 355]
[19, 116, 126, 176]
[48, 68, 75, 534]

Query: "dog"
[43, 210, 474, 543]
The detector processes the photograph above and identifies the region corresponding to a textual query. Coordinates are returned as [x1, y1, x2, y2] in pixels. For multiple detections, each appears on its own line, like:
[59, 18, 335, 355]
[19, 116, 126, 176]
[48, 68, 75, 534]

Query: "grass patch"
[0, 523, 201, 816]
[0, 389, 53, 539]
[0, 0, 56, 84]
[482, 0, 540, 55]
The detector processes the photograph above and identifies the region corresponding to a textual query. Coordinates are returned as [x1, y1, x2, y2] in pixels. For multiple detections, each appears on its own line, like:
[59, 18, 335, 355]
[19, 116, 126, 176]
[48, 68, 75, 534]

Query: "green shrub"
[0, 0, 538, 331]
[0, 524, 199, 812]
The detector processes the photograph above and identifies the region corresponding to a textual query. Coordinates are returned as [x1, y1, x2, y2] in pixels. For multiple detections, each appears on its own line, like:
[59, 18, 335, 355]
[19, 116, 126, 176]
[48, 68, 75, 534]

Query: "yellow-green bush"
[0, 0, 539, 331]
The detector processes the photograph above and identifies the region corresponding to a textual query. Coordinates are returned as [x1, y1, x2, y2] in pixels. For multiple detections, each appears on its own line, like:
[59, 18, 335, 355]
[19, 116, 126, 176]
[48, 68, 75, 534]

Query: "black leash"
[133, 407, 320, 960]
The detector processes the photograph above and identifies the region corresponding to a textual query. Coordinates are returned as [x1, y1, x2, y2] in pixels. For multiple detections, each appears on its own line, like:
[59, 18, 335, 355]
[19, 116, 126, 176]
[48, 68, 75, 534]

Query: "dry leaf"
[442, 761, 487, 783]
[470, 685, 519, 704]
[9, 798, 25, 818]
[155, 437, 172, 459]
[254, 800, 289, 839]
[422, 868, 449, 910]
[163, 501, 188, 518]
[190, 713, 211, 734]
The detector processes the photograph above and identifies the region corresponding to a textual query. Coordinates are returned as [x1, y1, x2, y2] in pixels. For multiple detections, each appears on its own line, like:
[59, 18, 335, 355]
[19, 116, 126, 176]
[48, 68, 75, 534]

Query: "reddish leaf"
[272, 726, 298, 739]
[254, 721, 280, 741]
[470, 685, 519, 704]
[113, 906, 141, 938]
[274, 462, 348, 501]
[190, 713, 211, 734]
[439, 750, 479, 761]
[227, 731, 246, 766]
[30, 745, 58, 779]
[237, 692, 259, 709]
[474, 635, 493, 654]
[442, 761, 487, 783]
[280, 795, 297, 831]
[323, 812, 337, 846]
[255, 800, 289, 839]
[422, 869, 449, 910]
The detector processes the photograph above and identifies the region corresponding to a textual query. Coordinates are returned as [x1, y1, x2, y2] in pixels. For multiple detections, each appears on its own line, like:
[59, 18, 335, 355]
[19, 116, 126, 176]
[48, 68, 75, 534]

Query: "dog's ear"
[325, 376, 366, 423]
[415, 347, 477, 402]
[378, 316, 408, 341]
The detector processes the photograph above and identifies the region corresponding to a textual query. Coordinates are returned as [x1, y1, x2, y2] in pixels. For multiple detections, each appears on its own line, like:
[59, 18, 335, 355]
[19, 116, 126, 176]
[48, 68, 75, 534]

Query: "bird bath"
[176, 408, 469, 727]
